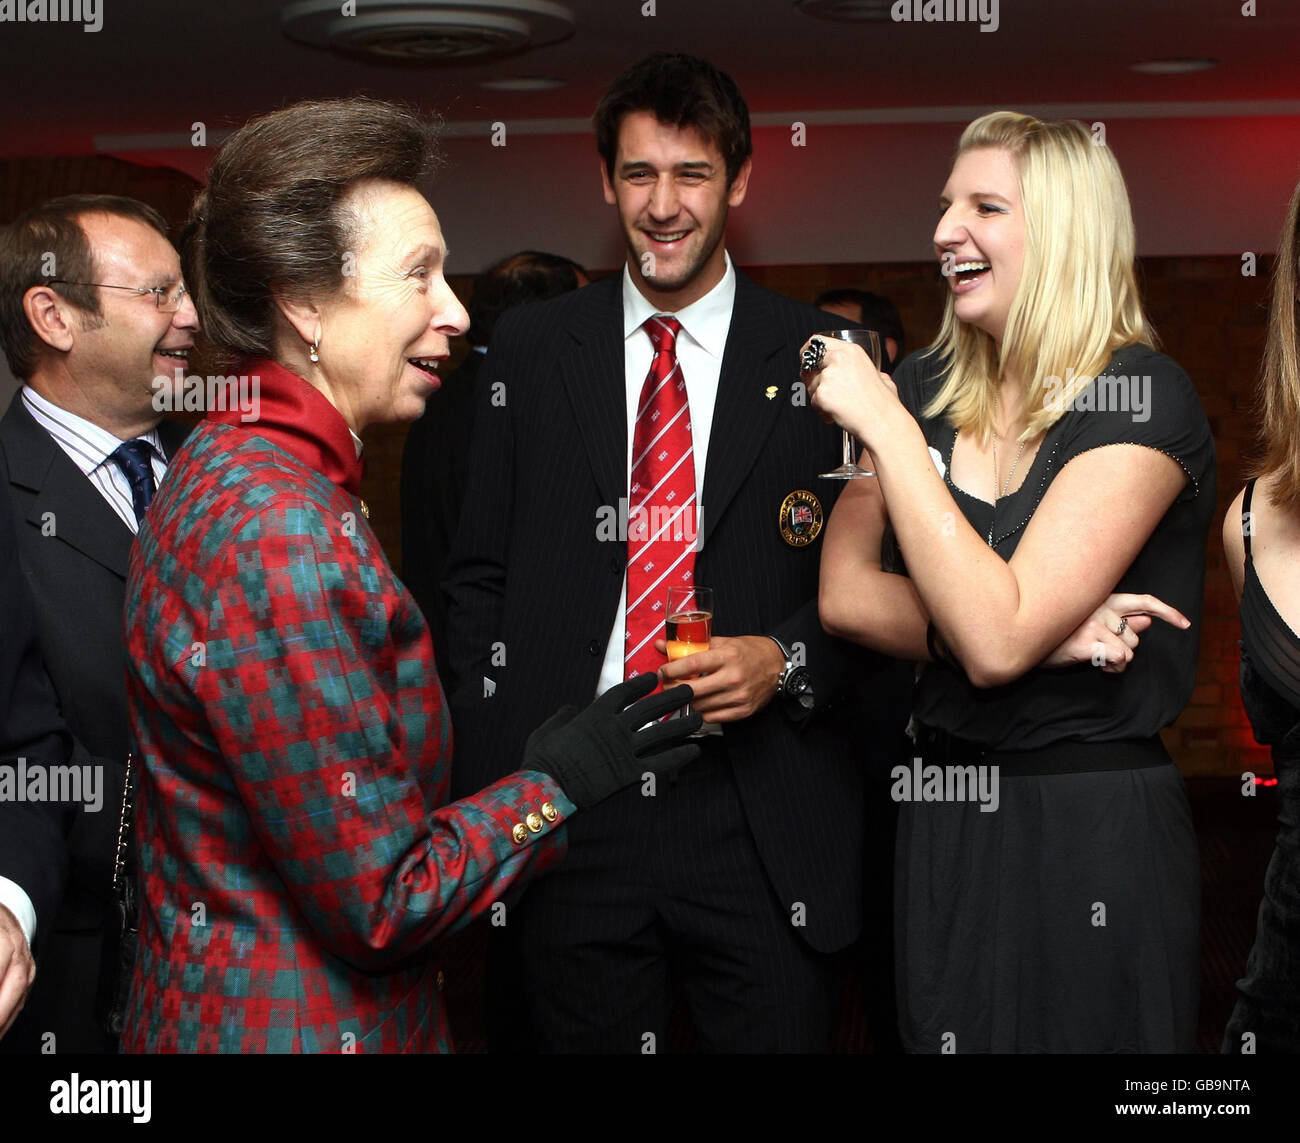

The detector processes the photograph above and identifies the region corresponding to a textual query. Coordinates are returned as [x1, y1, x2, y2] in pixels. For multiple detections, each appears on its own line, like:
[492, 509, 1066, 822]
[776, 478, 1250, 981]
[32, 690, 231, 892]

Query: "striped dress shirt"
[21, 385, 167, 533]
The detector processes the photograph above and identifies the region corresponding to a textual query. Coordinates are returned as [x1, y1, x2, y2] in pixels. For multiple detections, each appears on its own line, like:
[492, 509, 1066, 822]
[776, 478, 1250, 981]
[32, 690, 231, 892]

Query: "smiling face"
[309, 180, 469, 431]
[601, 109, 751, 311]
[934, 146, 1026, 344]
[69, 212, 199, 424]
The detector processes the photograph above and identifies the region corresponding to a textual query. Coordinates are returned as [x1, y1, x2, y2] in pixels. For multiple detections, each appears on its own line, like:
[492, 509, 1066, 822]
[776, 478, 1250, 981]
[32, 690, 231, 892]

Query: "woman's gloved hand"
[523, 674, 702, 808]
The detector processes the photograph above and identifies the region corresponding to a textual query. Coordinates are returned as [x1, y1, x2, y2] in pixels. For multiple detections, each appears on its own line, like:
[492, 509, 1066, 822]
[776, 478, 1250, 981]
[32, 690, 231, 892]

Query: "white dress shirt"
[0, 876, 36, 946]
[596, 253, 736, 699]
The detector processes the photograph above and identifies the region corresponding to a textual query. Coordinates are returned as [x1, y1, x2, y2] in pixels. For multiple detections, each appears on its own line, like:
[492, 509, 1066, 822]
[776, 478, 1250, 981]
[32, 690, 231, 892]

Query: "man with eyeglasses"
[0, 194, 197, 1053]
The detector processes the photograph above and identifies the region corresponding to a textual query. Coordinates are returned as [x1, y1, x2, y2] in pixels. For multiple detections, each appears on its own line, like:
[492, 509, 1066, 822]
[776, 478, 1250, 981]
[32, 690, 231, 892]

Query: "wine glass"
[812, 328, 880, 479]
[666, 586, 712, 719]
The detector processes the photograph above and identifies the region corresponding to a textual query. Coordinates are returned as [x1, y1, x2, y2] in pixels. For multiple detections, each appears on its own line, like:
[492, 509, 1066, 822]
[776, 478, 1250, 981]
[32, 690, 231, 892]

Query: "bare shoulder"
[1249, 472, 1300, 550]
[1223, 485, 1247, 600]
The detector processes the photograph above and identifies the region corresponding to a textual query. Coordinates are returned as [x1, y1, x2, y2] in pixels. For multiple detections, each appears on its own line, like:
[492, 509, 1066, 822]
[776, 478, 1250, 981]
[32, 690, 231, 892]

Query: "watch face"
[786, 667, 811, 695]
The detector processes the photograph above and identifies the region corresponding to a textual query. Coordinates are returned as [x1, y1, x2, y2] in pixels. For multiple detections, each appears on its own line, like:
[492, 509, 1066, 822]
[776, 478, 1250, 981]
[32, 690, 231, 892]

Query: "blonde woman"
[806, 112, 1214, 1052]
[1221, 175, 1300, 1055]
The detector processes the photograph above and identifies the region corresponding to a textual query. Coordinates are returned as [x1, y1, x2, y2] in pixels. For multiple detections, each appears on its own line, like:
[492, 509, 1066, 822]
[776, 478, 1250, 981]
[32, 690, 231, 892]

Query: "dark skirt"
[894, 743, 1200, 1053]
[1222, 752, 1300, 1054]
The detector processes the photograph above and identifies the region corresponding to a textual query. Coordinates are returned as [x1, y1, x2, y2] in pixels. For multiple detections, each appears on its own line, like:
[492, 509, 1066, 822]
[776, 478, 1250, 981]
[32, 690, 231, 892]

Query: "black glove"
[523, 673, 702, 809]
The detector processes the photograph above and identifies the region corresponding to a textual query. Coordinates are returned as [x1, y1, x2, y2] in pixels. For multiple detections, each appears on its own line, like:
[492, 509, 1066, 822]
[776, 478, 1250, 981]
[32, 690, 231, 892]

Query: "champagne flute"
[666, 586, 713, 719]
[813, 328, 880, 479]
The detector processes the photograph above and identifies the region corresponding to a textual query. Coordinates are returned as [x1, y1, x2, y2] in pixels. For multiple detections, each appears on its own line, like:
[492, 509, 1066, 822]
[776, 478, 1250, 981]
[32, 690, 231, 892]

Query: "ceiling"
[5, 0, 1299, 166]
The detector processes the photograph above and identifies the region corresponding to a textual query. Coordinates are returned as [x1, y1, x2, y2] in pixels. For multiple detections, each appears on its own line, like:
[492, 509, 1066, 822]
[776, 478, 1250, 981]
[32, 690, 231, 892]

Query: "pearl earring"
[309, 338, 320, 364]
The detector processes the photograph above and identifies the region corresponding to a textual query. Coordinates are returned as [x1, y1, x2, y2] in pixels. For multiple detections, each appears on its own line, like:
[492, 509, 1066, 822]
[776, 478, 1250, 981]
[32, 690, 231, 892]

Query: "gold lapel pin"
[765, 385, 778, 400]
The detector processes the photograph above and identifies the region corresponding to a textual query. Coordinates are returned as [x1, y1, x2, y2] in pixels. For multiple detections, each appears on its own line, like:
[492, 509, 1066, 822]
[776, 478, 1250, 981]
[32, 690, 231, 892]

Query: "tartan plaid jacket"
[119, 361, 573, 1053]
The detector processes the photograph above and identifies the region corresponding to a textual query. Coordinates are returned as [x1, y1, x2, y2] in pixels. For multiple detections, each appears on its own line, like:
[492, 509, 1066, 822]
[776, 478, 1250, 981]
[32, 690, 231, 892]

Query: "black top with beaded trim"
[888, 343, 1216, 750]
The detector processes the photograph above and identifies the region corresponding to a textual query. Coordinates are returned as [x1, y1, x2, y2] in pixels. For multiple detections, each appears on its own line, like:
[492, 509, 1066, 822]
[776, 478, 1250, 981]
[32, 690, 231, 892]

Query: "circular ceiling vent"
[281, 0, 575, 63]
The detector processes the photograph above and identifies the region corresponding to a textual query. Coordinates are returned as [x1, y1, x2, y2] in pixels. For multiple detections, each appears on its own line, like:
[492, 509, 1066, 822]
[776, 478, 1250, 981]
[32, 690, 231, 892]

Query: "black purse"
[94, 753, 137, 1038]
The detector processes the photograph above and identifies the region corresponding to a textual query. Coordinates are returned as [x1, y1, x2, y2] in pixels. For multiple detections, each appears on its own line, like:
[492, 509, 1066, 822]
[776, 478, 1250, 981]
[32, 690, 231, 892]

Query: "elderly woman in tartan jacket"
[119, 98, 698, 1054]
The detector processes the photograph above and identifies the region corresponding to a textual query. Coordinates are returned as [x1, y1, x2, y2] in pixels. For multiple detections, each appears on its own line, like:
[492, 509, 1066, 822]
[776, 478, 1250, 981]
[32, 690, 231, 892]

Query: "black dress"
[1222, 479, 1300, 1054]
[890, 344, 1215, 1052]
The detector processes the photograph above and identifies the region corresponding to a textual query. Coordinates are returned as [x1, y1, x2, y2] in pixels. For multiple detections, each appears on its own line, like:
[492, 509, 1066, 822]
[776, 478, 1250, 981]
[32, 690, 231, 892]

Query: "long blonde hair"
[924, 111, 1156, 442]
[1251, 175, 1300, 509]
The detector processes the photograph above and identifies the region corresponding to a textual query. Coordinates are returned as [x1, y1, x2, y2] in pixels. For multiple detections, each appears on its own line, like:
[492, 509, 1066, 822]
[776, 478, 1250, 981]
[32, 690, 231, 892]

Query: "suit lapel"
[699, 272, 789, 548]
[558, 275, 626, 509]
[1, 395, 133, 580]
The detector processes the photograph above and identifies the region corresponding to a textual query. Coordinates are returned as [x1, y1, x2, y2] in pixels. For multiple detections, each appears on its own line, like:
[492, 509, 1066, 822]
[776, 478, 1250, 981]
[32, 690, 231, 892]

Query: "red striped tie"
[625, 315, 696, 682]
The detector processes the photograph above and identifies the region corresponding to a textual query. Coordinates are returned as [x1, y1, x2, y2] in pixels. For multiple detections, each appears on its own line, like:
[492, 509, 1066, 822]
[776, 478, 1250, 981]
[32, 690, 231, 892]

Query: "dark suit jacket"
[0, 391, 189, 1048]
[0, 479, 75, 947]
[400, 348, 484, 681]
[444, 270, 904, 954]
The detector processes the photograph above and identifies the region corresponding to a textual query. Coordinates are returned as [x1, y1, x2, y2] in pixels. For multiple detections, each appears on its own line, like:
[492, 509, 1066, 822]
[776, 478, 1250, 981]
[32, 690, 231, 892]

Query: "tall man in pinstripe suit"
[0, 195, 196, 1052]
[446, 53, 906, 1052]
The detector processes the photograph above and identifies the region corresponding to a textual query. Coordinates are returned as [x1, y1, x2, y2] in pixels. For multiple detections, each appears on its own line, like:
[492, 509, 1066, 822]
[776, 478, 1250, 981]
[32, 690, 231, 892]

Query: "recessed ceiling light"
[1129, 58, 1219, 75]
[479, 76, 566, 91]
[796, 0, 890, 21]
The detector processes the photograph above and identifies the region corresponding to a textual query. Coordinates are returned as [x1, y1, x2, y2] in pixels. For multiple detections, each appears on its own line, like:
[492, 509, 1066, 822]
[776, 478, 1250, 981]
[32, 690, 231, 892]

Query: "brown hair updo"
[183, 97, 440, 367]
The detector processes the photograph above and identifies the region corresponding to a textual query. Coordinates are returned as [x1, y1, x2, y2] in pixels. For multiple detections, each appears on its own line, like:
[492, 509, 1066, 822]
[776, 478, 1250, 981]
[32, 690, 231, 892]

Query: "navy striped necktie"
[108, 439, 156, 524]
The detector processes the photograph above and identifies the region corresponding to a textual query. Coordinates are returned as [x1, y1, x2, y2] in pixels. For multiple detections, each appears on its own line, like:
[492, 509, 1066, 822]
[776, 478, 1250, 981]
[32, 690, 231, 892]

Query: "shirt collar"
[621, 251, 735, 360]
[21, 384, 164, 470]
[206, 359, 364, 496]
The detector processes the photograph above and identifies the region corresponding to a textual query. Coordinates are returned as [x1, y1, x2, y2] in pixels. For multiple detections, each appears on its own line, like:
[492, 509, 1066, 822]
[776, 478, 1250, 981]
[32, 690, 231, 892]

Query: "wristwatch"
[767, 635, 814, 710]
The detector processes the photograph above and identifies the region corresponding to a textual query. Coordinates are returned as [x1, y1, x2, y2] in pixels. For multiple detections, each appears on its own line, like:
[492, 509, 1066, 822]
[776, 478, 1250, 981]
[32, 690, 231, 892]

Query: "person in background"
[121, 96, 698, 1053]
[401, 250, 587, 678]
[0, 194, 197, 1053]
[815, 288, 905, 371]
[810, 110, 1212, 1052]
[1221, 172, 1300, 1055]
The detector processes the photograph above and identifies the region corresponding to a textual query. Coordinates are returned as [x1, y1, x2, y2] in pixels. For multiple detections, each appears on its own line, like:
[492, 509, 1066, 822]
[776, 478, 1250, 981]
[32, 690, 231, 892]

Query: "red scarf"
[206, 359, 363, 496]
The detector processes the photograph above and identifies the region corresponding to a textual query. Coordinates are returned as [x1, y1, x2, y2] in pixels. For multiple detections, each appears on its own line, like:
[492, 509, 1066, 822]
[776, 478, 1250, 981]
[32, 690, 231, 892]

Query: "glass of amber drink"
[666, 586, 712, 718]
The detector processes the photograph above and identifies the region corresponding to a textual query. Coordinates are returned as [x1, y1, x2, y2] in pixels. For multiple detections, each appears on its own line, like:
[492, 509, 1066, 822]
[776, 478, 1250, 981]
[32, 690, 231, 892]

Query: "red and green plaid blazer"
[120, 363, 573, 1053]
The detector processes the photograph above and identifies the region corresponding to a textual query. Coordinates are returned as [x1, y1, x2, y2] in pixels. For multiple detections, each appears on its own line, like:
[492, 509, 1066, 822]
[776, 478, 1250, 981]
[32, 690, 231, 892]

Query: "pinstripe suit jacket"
[445, 270, 900, 953]
[120, 363, 574, 1052]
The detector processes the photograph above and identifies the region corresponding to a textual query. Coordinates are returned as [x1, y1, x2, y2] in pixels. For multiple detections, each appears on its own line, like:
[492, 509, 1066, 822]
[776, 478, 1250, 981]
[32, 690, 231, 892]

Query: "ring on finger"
[1114, 616, 1128, 636]
[801, 338, 826, 374]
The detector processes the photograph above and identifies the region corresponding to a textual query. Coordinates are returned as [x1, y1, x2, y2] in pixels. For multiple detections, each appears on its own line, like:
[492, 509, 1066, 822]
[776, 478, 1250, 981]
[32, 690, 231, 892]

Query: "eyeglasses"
[49, 279, 189, 313]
